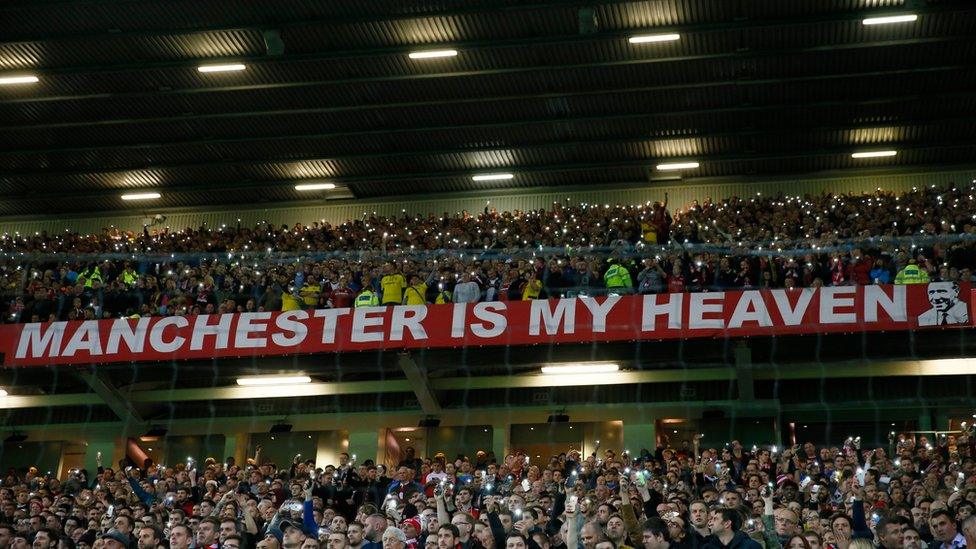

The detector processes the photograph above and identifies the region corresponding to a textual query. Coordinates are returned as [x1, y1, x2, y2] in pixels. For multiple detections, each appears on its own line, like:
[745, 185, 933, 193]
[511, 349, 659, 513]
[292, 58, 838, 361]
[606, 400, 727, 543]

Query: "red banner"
[0, 283, 971, 367]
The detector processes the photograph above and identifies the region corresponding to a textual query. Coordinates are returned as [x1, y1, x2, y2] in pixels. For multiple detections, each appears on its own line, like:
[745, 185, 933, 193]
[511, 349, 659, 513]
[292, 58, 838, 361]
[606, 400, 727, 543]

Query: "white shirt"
[453, 281, 481, 303]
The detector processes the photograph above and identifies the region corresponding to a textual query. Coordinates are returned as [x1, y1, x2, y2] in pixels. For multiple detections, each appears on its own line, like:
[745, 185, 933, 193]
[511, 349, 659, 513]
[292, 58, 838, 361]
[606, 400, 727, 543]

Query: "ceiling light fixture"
[236, 375, 312, 386]
[120, 192, 161, 201]
[628, 33, 681, 44]
[862, 14, 918, 25]
[198, 63, 246, 73]
[408, 50, 458, 59]
[472, 173, 514, 181]
[656, 161, 700, 170]
[851, 150, 898, 158]
[541, 363, 620, 375]
[294, 182, 336, 191]
[0, 75, 39, 85]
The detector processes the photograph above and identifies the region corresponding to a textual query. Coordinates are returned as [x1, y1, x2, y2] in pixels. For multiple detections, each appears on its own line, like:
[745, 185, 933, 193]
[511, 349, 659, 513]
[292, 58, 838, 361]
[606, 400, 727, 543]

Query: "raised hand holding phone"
[565, 495, 578, 514]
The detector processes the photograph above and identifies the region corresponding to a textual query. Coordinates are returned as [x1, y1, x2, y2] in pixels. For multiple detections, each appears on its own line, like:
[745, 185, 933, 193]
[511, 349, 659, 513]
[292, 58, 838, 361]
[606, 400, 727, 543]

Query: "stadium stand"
[2, 184, 975, 323]
[1, 3, 975, 549]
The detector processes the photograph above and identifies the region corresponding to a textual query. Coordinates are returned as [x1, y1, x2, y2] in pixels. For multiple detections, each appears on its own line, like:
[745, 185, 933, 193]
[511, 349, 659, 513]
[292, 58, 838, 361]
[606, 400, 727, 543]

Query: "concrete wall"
[0, 440, 64, 477]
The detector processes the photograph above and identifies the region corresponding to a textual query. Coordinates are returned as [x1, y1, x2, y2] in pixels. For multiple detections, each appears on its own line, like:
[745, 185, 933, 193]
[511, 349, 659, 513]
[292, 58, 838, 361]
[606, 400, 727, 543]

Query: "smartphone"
[566, 495, 578, 513]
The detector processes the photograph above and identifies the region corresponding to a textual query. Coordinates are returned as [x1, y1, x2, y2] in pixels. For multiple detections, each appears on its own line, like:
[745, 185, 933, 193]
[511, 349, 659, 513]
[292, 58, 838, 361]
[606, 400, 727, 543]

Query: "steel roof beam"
[3, 99, 973, 157]
[0, 36, 970, 106]
[3, 64, 969, 131]
[0, 0, 635, 42]
[2, 138, 976, 204]
[75, 367, 143, 428]
[0, 4, 969, 77]
[398, 352, 441, 416]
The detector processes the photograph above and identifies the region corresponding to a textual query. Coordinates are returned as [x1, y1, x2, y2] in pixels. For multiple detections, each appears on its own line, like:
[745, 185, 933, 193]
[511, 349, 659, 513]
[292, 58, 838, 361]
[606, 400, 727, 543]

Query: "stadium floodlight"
[237, 375, 312, 386]
[472, 173, 514, 181]
[541, 363, 620, 375]
[862, 14, 917, 25]
[294, 182, 336, 191]
[851, 150, 897, 159]
[656, 161, 700, 171]
[197, 63, 246, 73]
[121, 192, 161, 200]
[628, 33, 680, 44]
[0, 75, 39, 85]
[408, 49, 458, 59]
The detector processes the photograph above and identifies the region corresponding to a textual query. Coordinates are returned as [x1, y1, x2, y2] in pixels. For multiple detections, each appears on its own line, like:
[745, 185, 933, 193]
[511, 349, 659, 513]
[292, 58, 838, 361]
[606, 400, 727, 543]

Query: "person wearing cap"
[281, 520, 309, 549]
[100, 531, 129, 549]
[263, 529, 285, 549]
[401, 518, 422, 549]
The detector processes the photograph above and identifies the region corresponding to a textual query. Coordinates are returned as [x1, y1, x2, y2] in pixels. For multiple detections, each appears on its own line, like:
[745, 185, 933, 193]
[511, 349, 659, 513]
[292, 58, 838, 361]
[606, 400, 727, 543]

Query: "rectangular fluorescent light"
[472, 173, 514, 181]
[236, 375, 312, 386]
[851, 150, 897, 158]
[294, 182, 336, 191]
[656, 161, 700, 170]
[862, 14, 918, 25]
[197, 63, 246, 73]
[408, 50, 459, 59]
[0, 75, 39, 85]
[628, 33, 681, 44]
[541, 363, 620, 375]
[120, 192, 161, 201]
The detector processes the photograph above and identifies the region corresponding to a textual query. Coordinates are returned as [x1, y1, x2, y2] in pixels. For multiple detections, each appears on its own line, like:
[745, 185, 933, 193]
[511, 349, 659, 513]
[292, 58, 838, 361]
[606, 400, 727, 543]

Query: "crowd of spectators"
[3, 429, 976, 549]
[1, 183, 976, 323]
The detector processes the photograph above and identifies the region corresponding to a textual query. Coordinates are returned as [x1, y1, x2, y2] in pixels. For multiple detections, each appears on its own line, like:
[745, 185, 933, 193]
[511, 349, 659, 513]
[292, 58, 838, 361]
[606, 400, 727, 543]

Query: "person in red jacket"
[327, 276, 357, 308]
[846, 248, 873, 285]
[667, 265, 687, 293]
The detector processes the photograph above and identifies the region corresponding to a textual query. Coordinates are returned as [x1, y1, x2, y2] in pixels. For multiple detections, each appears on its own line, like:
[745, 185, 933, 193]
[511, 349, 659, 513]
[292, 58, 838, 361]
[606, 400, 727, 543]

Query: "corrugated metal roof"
[0, 0, 973, 215]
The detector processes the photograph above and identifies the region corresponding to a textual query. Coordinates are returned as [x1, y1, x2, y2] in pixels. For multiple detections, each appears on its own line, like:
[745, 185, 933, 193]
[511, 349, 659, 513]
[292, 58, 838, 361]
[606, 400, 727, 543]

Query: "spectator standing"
[895, 259, 930, 285]
[603, 259, 633, 295]
[381, 264, 407, 307]
[703, 509, 762, 549]
[453, 273, 481, 304]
